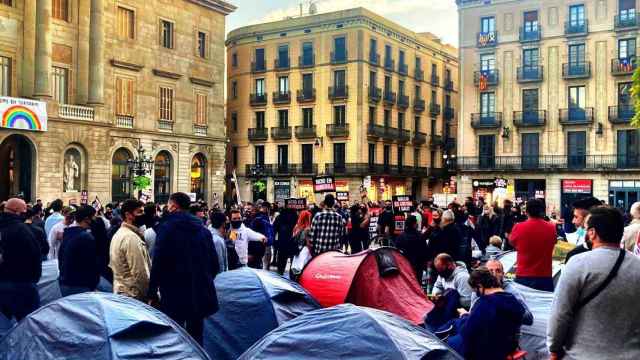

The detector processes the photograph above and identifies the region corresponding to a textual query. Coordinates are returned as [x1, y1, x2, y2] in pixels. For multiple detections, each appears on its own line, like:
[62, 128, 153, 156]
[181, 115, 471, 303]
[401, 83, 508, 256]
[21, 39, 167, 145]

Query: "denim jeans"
[0, 281, 40, 321]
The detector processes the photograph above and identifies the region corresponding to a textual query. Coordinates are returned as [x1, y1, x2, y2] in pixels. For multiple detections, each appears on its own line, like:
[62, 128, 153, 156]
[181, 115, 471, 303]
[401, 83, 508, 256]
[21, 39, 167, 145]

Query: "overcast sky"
[225, 0, 459, 47]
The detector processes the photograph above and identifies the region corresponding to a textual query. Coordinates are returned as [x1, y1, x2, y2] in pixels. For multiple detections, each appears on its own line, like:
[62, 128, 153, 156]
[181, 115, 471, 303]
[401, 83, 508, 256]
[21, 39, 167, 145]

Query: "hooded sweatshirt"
[432, 262, 473, 308]
[0, 213, 42, 283]
[458, 291, 532, 360]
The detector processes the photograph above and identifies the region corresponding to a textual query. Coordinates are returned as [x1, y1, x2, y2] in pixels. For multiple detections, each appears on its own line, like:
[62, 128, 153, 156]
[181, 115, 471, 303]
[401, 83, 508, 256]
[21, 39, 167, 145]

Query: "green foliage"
[253, 180, 266, 193]
[631, 66, 640, 128]
[132, 175, 151, 191]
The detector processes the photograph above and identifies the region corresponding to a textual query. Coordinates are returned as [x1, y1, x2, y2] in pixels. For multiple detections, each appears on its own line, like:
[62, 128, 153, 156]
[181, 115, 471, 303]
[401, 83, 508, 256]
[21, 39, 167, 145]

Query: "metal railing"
[431, 74, 440, 86]
[270, 126, 292, 140]
[251, 61, 266, 73]
[296, 89, 316, 102]
[413, 131, 427, 145]
[299, 55, 315, 68]
[384, 58, 395, 72]
[272, 91, 291, 104]
[157, 119, 173, 131]
[274, 58, 290, 70]
[474, 69, 499, 86]
[415, 69, 424, 81]
[414, 98, 425, 112]
[611, 57, 637, 75]
[517, 66, 543, 82]
[430, 134, 444, 147]
[250, 93, 268, 106]
[456, 154, 640, 171]
[397, 95, 409, 109]
[429, 103, 441, 117]
[470, 112, 503, 129]
[565, 20, 588, 35]
[294, 125, 316, 139]
[247, 127, 268, 141]
[326, 123, 349, 138]
[513, 110, 547, 127]
[331, 51, 348, 64]
[444, 107, 455, 120]
[369, 52, 380, 65]
[398, 128, 410, 143]
[383, 90, 396, 106]
[328, 86, 348, 100]
[609, 105, 635, 124]
[615, 13, 638, 30]
[369, 87, 382, 103]
[519, 26, 541, 42]
[559, 108, 595, 125]
[562, 62, 591, 79]
[444, 79, 454, 91]
[398, 63, 408, 75]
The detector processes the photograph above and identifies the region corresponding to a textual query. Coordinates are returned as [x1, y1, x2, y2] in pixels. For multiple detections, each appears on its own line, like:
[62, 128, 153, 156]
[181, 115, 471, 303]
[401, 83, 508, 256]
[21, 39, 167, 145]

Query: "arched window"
[154, 151, 172, 204]
[112, 148, 132, 203]
[190, 153, 206, 201]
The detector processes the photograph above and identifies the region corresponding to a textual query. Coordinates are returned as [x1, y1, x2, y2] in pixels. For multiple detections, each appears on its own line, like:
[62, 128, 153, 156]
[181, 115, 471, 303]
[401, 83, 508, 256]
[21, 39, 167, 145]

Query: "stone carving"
[63, 148, 81, 192]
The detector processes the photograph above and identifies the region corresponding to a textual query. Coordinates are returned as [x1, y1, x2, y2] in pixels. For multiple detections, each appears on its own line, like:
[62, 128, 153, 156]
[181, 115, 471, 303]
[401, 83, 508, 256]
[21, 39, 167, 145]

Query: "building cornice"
[190, 77, 215, 87]
[186, 0, 236, 15]
[152, 69, 183, 80]
[110, 59, 144, 72]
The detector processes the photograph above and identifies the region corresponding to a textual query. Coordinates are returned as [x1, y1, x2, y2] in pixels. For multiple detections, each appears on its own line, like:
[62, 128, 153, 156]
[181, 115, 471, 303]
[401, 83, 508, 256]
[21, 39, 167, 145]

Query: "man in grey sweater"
[548, 206, 640, 360]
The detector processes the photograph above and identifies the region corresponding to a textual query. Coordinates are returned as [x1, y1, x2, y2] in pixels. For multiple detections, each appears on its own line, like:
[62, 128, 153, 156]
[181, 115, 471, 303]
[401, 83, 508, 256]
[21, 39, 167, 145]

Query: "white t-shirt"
[47, 221, 67, 260]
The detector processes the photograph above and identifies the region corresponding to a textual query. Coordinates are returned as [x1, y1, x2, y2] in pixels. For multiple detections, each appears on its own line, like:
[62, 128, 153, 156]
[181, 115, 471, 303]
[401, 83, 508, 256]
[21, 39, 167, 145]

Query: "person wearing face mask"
[58, 205, 101, 297]
[377, 200, 396, 246]
[109, 199, 151, 301]
[209, 211, 229, 273]
[0, 198, 42, 322]
[564, 197, 602, 264]
[228, 209, 266, 268]
[477, 205, 499, 253]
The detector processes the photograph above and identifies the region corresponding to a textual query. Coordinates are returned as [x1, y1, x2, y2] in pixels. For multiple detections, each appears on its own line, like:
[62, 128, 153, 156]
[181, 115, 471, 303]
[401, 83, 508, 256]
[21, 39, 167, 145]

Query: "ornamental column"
[87, 0, 104, 105]
[33, 0, 51, 98]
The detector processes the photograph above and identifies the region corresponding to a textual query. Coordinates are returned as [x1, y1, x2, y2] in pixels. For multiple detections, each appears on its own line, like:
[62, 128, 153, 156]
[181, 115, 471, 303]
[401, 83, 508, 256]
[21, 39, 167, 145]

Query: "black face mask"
[438, 268, 454, 279]
[433, 218, 441, 224]
[386, 205, 392, 211]
[134, 215, 146, 227]
[231, 220, 242, 229]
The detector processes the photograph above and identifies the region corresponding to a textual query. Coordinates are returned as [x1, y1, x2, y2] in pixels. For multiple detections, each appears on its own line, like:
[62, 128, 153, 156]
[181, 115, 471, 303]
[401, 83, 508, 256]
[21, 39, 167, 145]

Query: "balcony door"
[302, 42, 313, 66]
[255, 145, 265, 166]
[617, 129, 639, 168]
[479, 135, 495, 169]
[383, 144, 391, 171]
[480, 53, 495, 71]
[567, 131, 586, 169]
[619, 82, 633, 119]
[618, 38, 636, 60]
[481, 16, 495, 33]
[302, 144, 313, 173]
[334, 37, 346, 61]
[278, 145, 288, 172]
[523, 89, 539, 123]
[522, 48, 539, 78]
[568, 44, 586, 75]
[255, 111, 265, 129]
[255, 48, 265, 70]
[521, 133, 539, 169]
[334, 143, 346, 171]
[619, 0, 636, 21]
[302, 73, 313, 96]
[523, 11, 539, 32]
[569, 4, 585, 26]
[480, 92, 495, 123]
[334, 70, 345, 90]
[569, 85, 586, 120]
[278, 76, 289, 94]
[255, 78, 265, 96]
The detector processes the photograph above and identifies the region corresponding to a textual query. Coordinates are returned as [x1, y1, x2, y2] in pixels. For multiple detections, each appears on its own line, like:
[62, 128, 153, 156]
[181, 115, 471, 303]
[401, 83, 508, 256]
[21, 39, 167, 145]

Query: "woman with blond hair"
[477, 204, 499, 253]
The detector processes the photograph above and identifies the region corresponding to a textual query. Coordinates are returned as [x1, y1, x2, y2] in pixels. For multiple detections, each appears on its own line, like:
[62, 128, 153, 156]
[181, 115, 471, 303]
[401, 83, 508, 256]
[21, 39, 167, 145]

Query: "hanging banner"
[0, 97, 48, 132]
[285, 198, 307, 210]
[274, 179, 291, 203]
[313, 176, 336, 193]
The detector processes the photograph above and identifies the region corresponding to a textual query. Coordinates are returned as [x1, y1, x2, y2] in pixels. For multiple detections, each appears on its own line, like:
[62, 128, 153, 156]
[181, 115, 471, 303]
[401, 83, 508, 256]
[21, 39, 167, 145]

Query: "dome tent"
[203, 267, 320, 360]
[0, 292, 209, 360]
[300, 247, 433, 325]
[239, 303, 462, 360]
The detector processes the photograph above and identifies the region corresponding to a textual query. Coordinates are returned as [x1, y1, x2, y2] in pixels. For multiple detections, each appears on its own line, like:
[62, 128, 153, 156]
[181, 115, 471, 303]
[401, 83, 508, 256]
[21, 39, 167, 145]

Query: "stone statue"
[64, 154, 80, 192]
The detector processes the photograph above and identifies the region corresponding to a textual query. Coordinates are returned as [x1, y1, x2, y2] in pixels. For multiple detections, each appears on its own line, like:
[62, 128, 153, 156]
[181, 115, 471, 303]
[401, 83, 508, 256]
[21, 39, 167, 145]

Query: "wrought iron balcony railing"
[247, 127, 268, 141]
[519, 26, 541, 42]
[562, 62, 591, 79]
[326, 123, 349, 138]
[513, 110, 547, 127]
[328, 86, 349, 100]
[456, 154, 640, 171]
[250, 93, 267, 106]
[274, 58, 290, 71]
[414, 98, 425, 112]
[474, 69, 499, 87]
[296, 89, 316, 103]
[294, 125, 317, 139]
[565, 20, 588, 36]
[559, 108, 595, 125]
[369, 87, 382, 103]
[470, 112, 503, 129]
[608, 105, 635, 124]
[270, 126, 292, 140]
[615, 13, 638, 30]
[272, 91, 291, 104]
[517, 66, 543, 82]
[611, 57, 637, 76]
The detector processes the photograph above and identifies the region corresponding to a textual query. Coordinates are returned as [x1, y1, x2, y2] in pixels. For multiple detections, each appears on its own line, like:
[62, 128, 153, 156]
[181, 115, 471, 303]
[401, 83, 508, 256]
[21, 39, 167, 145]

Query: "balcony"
[615, 13, 638, 30]
[367, 124, 400, 141]
[272, 91, 291, 105]
[473, 69, 499, 88]
[294, 125, 317, 139]
[565, 20, 588, 36]
[609, 105, 635, 124]
[369, 87, 382, 103]
[115, 114, 134, 128]
[296, 89, 316, 103]
[476, 31, 498, 48]
[412, 131, 427, 145]
[384, 59, 395, 72]
[429, 103, 441, 117]
[517, 66, 543, 83]
[328, 86, 349, 100]
[397, 95, 409, 109]
[559, 108, 595, 125]
[444, 137, 456, 150]
[274, 58, 290, 71]
[430, 74, 440, 86]
[562, 62, 591, 79]
[415, 69, 424, 81]
[293, 163, 318, 175]
[414, 98, 425, 112]
[157, 119, 173, 131]
[430, 134, 444, 148]
[251, 61, 266, 73]
[398, 63, 408, 76]
[611, 57, 637, 76]
[383, 91, 396, 106]
[470, 112, 503, 129]
[270, 126, 292, 140]
[398, 129, 411, 143]
[367, 123, 385, 138]
[456, 155, 640, 172]
[245, 164, 318, 177]
[250, 93, 268, 106]
[330, 51, 348, 64]
[369, 53, 380, 65]
[325, 163, 372, 176]
[247, 127, 268, 141]
[519, 26, 541, 43]
[444, 107, 455, 121]
[298, 55, 315, 68]
[444, 80, 454, 91]
[59, 104, 94, 121]
[326, 123, 349, 138]
[193, 124, 208, 136]
[513, 110, 547, 128]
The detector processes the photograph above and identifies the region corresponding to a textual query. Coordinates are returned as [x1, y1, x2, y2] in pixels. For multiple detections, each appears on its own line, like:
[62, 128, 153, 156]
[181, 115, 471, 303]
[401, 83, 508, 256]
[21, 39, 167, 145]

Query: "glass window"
[154, 151, 172, 204]
[523, 48, 539, 67]
[0, 56, 10, 96]
[278, 44, 289, 67]
[399, 49, 405, 66]
[278, 145, 288, 168]
[52, 66, 68, 104]
[481, 16, 496, 32]
[414, 116, 420, 132]
[369, 106, 376, 123]
[254, 145, 265, 165]
[160, 20, 174, 49]
[117, 7, 135, 39]
[368, 143, 375, 166]
[569, 4, 585, 25]
[618, 38, 636, 59]
[334, 143, 346, 167]
[569, 86, 586, 108]
[480, 53, 495, 70]
[569, 44, 585, 64]
[416, 57, 422, 70]
[414, 148, 420, 167]
[232, 53, 238, 68]
[302, 42, 313, 65]
[255, 78, 265, 95]
[302, 73, 313, 92]
[523, 11, 539, 32]
[190, 154, 206, 201]
[384, 109, 391, 127]
[398, 146, 404, 168]
[278, 109, 288, 128]
[480, 92, 495, 114]
[278, 76, 289, 93]
[302, 144, 313, 167]
[369, 38, 377, 62]
[334, 36, 346, 61]
[383, 145, 391, 166]
[522, 89, 539, 111]
[385, 45, 392, 67]
[232, 146, 238, 167]
[255, 111, 265, 128]
[112, 148, 132, 203]
[302, 108, 313, 127]
[619, 82, 632, 106]
[334, 105, 346, 125]
[334, 70, 345, 88]
[255, 48, 265, 70]
[197, 32, 206, 58]
[232, 80, 237, 98]
[398, 112, 405, 130]
[398, 80, 405, 96]
[620, 0, 636, 19]
[231, 112, 238, 132]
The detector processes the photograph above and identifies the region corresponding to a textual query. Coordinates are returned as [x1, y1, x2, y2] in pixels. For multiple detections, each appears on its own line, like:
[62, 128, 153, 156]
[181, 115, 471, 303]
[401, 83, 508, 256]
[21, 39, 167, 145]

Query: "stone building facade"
[0, 0, 235, 205]
[226, 8, 459, 205]
[457, 0, 640, 217]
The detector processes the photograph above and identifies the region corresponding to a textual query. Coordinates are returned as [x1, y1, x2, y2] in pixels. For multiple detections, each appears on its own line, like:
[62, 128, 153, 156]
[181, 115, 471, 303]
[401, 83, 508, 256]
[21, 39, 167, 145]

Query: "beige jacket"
[109, 223, 151, 301]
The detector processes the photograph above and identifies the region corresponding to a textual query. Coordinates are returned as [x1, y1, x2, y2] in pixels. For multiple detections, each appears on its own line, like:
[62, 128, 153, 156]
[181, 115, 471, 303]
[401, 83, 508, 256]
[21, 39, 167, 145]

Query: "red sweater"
[509, 218, 556, 277]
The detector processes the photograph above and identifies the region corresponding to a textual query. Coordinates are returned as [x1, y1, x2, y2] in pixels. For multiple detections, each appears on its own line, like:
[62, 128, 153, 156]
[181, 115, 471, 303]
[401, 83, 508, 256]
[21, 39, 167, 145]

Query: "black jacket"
[28, 222, 49, 261]
[395, 228, 428, 269]
[477, 215, 499, 251]
[0, 213, 42, 283]
[428, 222, 463, 262]
[273, 209, 298, 255]
[58, 226, 101, 289]
[147, 211, 219, 319]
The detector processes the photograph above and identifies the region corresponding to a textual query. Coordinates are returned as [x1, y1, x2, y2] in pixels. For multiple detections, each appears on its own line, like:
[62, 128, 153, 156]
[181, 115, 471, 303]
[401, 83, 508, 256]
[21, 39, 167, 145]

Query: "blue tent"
[203, 268, 320, 360]
[239, 303, 463, 360]
[0, 292, 210, 360]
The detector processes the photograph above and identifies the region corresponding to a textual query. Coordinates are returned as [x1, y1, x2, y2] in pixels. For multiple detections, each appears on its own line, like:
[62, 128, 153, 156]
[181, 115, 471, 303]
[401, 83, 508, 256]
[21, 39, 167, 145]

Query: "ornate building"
[226, 7, 459, 204]
[0, 0, 235, 205]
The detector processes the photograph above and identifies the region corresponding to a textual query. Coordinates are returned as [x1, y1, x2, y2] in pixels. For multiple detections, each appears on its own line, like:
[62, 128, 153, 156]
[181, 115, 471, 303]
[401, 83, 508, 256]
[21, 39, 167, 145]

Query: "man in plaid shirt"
[309, 194, 346, 255]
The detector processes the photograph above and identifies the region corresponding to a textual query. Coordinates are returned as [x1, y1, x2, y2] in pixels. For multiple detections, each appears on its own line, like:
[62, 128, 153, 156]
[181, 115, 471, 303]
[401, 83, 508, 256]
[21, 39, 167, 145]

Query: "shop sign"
[562, 179, 592, 194]
[392, 195, 413, 212]
[0, 96, 48, 132]
[472, 179, 495, 188]
[535, 190, 545, 199]
[274, 179, 291, 203]
[313, 176, 336, 193]
[285, 198, 307, 210]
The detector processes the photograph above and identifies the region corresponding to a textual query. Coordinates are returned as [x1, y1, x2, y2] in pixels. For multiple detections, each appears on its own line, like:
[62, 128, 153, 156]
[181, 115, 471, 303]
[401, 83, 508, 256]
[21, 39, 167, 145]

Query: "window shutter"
[115, 78, 122, 114]
[126, 79, 134, 115]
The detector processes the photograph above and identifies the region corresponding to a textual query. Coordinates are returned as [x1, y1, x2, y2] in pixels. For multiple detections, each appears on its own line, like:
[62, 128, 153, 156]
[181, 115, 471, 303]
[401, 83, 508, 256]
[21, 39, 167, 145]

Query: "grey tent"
[239, 303, 462, 360]
[0, 292, 210, 360]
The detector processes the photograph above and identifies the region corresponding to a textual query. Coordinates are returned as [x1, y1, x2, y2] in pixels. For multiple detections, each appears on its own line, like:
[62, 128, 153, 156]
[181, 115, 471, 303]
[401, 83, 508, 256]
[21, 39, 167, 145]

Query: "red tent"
[299, 247, 433, 325]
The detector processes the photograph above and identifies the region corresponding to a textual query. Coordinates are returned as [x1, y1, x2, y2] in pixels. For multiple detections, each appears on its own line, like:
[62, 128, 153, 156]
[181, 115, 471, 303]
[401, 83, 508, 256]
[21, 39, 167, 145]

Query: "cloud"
[252, 0, 458, 46]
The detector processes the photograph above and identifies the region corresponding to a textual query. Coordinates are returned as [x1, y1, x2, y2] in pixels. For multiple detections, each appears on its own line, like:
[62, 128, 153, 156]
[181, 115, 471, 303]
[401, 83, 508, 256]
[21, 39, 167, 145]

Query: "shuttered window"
[159, 87, 174, 121]
[195, 93, 207, 125]
[52, 0, 68, 21]
[117, 7, 135, 39]
[52, 66, 68, 104]
[115, 77, 134, 115]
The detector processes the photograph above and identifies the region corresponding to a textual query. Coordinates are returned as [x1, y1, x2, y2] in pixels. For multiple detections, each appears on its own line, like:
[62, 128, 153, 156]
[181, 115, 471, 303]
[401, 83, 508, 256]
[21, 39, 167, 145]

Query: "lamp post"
[127, 145, 154, 199]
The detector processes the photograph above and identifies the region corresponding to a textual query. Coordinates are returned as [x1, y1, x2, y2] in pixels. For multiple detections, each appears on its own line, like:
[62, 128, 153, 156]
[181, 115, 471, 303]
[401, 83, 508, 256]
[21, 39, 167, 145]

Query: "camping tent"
[239, 303, 462, 360]
[509, 282, 554, 360]
[203, 268, 320, 360]
[0, 292, 209, 360]
[299, 247, 433, 325]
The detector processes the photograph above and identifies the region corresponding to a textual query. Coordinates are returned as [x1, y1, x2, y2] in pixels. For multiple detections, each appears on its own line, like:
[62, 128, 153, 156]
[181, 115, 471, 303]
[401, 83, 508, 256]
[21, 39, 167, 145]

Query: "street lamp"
[127, 145, 154, 176]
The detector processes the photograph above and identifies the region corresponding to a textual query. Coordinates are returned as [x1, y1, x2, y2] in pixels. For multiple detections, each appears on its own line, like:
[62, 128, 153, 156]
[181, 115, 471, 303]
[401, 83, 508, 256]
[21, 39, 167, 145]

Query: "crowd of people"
[1, 191, 639, 359]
